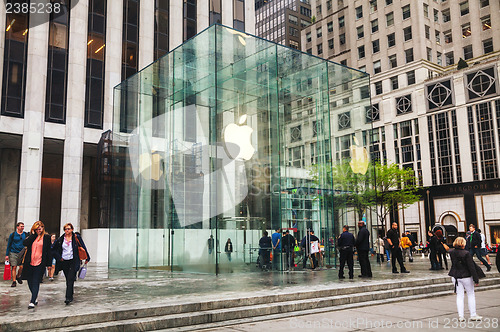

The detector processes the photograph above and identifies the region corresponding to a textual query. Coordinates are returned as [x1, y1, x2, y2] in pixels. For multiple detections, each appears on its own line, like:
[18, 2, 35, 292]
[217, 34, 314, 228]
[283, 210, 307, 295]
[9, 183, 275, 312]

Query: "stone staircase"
[3, 273, 500, 332]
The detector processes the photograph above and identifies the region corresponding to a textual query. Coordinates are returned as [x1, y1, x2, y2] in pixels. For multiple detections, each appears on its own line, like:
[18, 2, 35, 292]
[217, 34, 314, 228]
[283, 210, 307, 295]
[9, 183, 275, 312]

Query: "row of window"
[423, 0, 489, 23]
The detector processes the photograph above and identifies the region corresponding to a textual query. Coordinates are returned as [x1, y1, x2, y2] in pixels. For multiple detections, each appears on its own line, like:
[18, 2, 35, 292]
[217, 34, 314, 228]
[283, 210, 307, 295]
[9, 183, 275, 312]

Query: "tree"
[370, 163, 420, 232]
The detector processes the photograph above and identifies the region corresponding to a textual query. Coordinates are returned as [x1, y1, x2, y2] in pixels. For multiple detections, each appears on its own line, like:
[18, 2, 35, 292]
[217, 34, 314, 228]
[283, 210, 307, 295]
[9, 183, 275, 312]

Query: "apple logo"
[349, 137, 369, 175]
[223, 114, 255, 161]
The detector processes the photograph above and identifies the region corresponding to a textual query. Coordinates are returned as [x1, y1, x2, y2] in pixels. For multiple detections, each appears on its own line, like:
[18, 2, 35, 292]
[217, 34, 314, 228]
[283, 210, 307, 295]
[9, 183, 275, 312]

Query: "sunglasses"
[64, 228, 72, 231]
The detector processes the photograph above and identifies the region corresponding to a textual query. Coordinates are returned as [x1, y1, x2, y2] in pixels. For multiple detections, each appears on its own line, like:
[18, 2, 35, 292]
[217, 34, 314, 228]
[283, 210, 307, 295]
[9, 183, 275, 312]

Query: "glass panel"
[109, 25, 372, 273]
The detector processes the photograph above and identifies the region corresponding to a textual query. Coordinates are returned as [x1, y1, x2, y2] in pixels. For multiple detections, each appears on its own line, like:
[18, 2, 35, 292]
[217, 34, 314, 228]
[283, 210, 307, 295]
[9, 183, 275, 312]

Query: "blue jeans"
[470, 248, 490, 268]
[385, 249, 391, 261]
[27, 264, 44, 303]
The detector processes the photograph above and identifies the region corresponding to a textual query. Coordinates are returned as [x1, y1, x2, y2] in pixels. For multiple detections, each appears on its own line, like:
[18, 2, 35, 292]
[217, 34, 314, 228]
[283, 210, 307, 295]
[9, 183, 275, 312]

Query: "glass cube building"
[109, 24, 371, 273]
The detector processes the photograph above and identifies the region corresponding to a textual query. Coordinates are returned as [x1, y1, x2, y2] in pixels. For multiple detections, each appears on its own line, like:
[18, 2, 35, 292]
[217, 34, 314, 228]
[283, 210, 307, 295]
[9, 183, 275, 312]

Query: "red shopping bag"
[3, 261, 11, 281]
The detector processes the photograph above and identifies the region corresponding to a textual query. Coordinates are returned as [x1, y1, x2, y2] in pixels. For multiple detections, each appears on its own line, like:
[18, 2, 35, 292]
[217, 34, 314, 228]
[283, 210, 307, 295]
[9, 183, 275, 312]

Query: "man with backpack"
[5, 222, 28, 287]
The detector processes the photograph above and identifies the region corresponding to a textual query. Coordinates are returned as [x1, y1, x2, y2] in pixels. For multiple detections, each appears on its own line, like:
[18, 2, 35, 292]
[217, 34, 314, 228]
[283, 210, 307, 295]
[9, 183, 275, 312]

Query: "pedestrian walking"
[21, 221, 52, 309]
[400, 233, 412, 263]
[355, 220, 372, 278]
[47, 234, 57, 281]
[337, 225, 355, 279]
[376, 235, 385, 263]
[468, 224, 491, 271]
[428, 230, 440, 270]
[386, 222, 409, 274]
[224, 238, 233, 262]
[449, 237, 484, 322]
[477, 229, 491, 265]
[5, 222, 28, 287]
[52, 223, 90, 305]
[435, 229, 449, 270]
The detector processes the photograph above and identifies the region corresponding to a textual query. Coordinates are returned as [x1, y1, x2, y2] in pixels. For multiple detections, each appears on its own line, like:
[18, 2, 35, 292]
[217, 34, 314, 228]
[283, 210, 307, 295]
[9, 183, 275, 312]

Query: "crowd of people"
[5, 221, 90, 309]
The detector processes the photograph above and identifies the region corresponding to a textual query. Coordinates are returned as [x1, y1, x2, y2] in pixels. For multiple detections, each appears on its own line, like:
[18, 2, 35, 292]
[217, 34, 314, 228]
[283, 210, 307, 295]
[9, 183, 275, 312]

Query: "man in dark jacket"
[338, 225, 355, 279]
[386, 222, 409, 274]
[301, 230, 319, 269]
[468, 224, 491, 271]
[281, 230, 295, 270]
[428, 230, 440, 270]
[258, 231, 272, 269]
[356, 220, 372, 278]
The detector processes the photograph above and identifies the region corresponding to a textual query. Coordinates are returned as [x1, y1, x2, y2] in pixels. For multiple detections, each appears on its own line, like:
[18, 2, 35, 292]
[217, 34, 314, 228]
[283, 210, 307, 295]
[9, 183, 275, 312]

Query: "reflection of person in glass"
[224, 238, 233, 261]
[207, 235, 214, 255]
[258, 231, 272, 270]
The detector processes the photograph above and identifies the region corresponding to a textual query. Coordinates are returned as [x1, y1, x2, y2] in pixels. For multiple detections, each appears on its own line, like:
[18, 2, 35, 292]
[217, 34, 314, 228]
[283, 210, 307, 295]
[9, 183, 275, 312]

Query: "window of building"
[328, 38, 334, 49]
[370, 0, 378, 13]
[289, 14, 298, 25]
[483, 39, 493, 54]
[1, 1, 29, 118]
[291, 125, 302, 142]
[372, 39, 380, 53]
[338, 0, 344, 7]
[155, 0, 169, 60]
[210, 0, 222, 25]
[359, 65, 366, 72]
[427, 47, 432, 61]
[339, 33, 345, 45]
[460, 1, 469, 16]
[357, 26, 364, 39]
[371, 19, 378, 33]
[475, 102, 498, 179]
[375, 81, 383, 95]
[366, 104, 380, 123]
[307, 48, 312, 54]
[289, 40, 299, 49]
[480, 0, 489, 8]
[327, 21, 333, 32]
[386, 0, 392, 5]
[338, 112, 351, 130]
[289, 26, 299, 37]
[386, 12, 394, 26]
[463, 45, 473, 60]
[435, 30, 440, 44]
[433, 9, 439, 22]
[405, 48, 414, 63]
[316, 4, 322, 15]
[388, 33, 395, 47]
[426, 80, 453, 110]
[301, 19, 310, 28]
[437, 52, 442, 65]
[481, 15, 491, 30]
[374, 60, 381, 74]
[423, 3, 429, 17]
[445, 52, 454, 66]
[404, 26, 412, 41]
[317, 27, 322, 38]
[356, 6, 363, 19]
[327, 0, 332, 10]
[444, 30, 452, 43]
[340, 59, 347, 65]
[442, 9, 450, 22]
[391, 76, 399, 90]
[184, 0, 197, 41]
[358, 45, 365, 59]
[306, 31, 311, 42]
[462, 22, 471, 38]
[300, 6, 311, 17]
[466, 67, 497, 99]
[86, 0, 107, 128]
[317, 43, 323, 54]
[389, 54, 397, 68]
[402, 4, 411, 19]
[407, 70, 415, 85]
[338, 16, 345, 28]
[45, 0, 71, 124]
[396, 95, 412, 115]
[425, 25, 430, 39]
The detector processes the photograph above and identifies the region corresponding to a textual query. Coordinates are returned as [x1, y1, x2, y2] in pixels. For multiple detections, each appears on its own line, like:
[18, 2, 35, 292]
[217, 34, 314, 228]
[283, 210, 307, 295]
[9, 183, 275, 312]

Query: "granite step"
[3, 274, 499, 332]
[41, 278, 500, 332]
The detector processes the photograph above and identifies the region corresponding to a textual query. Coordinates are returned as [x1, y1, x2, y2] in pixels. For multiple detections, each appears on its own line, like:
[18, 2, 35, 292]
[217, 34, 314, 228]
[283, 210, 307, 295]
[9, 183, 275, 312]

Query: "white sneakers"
[458, 317, 466, 322]
[470, 315, 483, 321]
[28, 303, 35, 309]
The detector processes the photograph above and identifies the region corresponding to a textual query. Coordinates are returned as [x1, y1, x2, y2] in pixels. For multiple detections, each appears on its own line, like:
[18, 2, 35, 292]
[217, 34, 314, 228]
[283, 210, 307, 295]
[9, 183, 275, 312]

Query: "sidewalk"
[201, 288, 500, 332]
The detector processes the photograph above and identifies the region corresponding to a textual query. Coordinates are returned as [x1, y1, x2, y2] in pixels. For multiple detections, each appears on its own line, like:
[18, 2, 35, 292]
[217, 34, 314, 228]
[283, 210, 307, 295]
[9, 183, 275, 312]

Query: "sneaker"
[470, 315, 482, 321]
[28, 303, 35, 309]
[401, 270, 410, 273]
[49, 277, 54, 281]
[458, 317, 466, 322]
[11, 281, 16, 287]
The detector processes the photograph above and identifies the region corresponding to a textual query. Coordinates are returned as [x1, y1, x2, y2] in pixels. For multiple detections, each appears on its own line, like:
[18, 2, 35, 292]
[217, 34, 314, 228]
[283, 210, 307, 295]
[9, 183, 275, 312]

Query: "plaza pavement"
[0, 253, 498, 331]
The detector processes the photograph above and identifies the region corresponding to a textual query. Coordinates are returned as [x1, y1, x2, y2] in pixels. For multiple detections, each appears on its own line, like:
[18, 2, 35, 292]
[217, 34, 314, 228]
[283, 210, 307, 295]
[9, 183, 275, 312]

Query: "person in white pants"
[448, 237, 483, 322]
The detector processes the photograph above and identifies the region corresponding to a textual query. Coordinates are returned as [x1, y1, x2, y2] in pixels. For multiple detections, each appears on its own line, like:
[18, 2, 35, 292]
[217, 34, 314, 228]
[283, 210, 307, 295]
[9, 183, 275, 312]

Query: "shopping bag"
[310, 241, 320, 254]
[78, 264, 87, 279]
[3, 261, 11, 281]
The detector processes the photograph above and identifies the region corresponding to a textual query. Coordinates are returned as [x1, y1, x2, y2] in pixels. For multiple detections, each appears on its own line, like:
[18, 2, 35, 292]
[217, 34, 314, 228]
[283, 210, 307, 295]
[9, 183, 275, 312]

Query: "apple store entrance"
[108, 24, 371, 273]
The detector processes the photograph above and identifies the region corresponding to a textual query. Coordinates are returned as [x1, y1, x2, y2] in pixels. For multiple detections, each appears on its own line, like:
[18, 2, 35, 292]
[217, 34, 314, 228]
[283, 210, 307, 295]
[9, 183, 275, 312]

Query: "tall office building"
[255, 0, 311, 49]
[0, 0, 255, 258]
[303, 0, 500, 245]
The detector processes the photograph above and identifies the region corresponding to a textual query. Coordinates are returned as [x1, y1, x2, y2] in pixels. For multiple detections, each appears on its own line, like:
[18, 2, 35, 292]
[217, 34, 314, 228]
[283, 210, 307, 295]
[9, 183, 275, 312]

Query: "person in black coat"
[281, 230, 296, 270]
[428, 230, 440, 270]
[224, 238, 233, 262]
[468, 224, 491, 271]
[52, 223, 90, 305]
[258, 231, 272, 269]
[355, 220, 372, 278]
[386, 222, 409, 274]
[21, 221, 52, 309]
[449, 236, 483, 321]
[338, 225, 355, 279]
